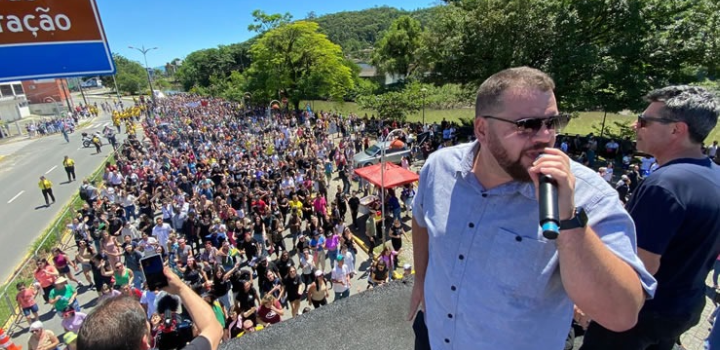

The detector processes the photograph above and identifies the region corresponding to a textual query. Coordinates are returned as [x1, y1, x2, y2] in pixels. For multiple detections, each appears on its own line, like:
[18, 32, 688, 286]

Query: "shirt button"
[445, 338, 450, 343]
[515, 236, 523, 242]
[450, 285, 457, 291]
[447, 313, 453, 319]
[458, 254, 464, 260]
[481, 193, 488, 198]
[468, 222, 474, 228]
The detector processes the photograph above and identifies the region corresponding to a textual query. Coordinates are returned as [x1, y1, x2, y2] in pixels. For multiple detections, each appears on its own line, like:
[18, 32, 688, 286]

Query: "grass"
[0, 153, 114, 328]
[303, 100, 720, 143]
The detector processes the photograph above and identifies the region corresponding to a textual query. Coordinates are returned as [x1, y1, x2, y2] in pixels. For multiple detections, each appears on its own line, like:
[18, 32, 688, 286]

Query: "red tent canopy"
[354, 162, 419, 189]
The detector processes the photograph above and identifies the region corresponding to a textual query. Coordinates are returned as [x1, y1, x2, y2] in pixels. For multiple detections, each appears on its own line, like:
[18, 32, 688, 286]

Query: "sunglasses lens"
[516, 118, 544, 133]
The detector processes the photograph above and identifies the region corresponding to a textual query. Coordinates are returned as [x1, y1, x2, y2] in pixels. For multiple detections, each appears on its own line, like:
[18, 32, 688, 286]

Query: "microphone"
[539, 174, 560, 240]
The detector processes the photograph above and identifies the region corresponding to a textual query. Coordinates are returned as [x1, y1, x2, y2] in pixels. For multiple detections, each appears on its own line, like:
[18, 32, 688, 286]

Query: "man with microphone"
[407, 67, 656, 350]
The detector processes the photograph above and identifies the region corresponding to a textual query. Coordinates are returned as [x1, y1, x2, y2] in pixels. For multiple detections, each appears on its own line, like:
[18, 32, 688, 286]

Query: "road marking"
[7, 190, 24, 204]
[45, 165, 57, 174]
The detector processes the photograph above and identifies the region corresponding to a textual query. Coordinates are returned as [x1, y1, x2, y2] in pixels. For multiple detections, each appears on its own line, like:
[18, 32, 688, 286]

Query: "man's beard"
[486, 131, 549, 183]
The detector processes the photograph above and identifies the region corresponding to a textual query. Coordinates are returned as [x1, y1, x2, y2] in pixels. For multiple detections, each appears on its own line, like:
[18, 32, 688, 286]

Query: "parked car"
[353, 141, 411, 168]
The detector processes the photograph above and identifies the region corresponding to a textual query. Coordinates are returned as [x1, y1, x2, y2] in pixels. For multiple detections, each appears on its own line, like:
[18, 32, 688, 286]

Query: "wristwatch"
[559, 207, 588, 231]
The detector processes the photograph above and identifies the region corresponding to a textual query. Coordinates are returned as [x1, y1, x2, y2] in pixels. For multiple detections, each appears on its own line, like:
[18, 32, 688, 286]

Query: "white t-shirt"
[708, 144, 718, 157]
[152, 223, 172, 248]
[331, 264, 350, 293]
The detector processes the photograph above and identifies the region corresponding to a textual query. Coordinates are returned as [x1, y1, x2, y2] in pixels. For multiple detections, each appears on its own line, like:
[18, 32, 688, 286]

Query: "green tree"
[248, 10, 293, 33]
[176, 42, 252, 91]
[245, 21, 355, 110]
[372, 15, 424, 79]
[104, 54, 147, 95]
[356, 85, 422, 122]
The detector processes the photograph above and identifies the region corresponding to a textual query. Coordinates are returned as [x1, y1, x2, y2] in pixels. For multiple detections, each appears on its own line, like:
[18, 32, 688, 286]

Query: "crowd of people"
[23, 93, 438, 349]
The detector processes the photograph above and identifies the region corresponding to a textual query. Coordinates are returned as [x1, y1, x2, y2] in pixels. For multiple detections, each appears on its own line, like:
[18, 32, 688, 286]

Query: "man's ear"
[474, 117, 487, 143]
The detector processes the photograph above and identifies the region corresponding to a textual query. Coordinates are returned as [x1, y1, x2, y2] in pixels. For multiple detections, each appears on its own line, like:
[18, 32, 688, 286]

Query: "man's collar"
[456, 141, 535, 200]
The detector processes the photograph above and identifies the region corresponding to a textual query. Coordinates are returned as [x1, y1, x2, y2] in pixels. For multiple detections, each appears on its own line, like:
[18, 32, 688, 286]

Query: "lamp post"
[380, 128, 405, 246]
[128, 45, 158, 105]
[420, 88, 427, 128]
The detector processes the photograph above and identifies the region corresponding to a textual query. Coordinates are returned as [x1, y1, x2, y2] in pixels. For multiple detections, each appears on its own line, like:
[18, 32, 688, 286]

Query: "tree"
[103, 54, 147, 95]
[245, 21, 355, 110]
[175, 42, 252, 91]
[372, 15, 424, 79]
[356, 84, 423, 122]
[248, 10, 293, 33]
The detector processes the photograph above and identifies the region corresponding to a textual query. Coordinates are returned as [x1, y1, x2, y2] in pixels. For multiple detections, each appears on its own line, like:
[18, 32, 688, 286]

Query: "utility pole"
[75, 77, 89, 106]
[111, 75, 121, 100]
[60, 79, 74, 114]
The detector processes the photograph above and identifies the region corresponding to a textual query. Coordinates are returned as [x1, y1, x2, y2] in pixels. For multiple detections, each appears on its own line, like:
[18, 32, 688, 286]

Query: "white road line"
[45, 165, 58, 174]
[7, 190, 24, 204]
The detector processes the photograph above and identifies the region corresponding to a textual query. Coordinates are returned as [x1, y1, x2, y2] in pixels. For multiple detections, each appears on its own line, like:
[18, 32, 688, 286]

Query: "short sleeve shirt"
[629, 157, 720, 314]
[412, 141, 656, 350]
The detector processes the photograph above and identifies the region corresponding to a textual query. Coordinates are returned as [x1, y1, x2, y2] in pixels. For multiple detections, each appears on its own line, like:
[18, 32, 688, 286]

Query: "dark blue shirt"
[629, 157, 720, 315]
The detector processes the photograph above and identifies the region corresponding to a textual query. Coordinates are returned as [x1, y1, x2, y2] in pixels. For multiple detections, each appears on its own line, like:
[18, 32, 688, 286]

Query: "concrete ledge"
[221, 277, 416, 350]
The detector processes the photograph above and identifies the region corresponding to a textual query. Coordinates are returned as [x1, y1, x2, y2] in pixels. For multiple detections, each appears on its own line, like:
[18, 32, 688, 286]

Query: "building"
[21, 79, 72, 105]
[357, 63, 403, 86]
[0, 81, 30, 123]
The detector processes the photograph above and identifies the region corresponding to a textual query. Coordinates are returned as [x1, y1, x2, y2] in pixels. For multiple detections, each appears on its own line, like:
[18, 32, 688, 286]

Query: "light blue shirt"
[412, 141, 656, 350]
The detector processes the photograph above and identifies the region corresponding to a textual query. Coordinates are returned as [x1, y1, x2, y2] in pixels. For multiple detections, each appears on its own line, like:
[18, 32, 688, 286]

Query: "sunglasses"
[31, 330, 40, 334]
[483, 115, 569, 135]
[637, 114, 676, 128]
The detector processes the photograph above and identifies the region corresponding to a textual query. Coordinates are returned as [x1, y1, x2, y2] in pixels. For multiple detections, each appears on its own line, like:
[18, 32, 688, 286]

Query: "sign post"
[0, 0, 116, 82]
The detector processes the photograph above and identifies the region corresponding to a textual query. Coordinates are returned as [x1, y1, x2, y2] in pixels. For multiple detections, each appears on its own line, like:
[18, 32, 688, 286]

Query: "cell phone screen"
[141, 254, 168, 290]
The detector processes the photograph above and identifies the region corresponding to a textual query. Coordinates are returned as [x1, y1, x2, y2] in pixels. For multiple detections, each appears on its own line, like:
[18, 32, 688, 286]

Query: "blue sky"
[96, 0, 436, 68]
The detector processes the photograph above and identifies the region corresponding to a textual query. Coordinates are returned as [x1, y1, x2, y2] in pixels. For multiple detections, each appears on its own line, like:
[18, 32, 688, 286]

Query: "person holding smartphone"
[77, 267, 222, 350]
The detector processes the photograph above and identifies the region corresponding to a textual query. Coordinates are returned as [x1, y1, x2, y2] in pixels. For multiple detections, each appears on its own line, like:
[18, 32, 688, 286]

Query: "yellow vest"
[63, 158, 75, 167]
[38, 179, 52, 190]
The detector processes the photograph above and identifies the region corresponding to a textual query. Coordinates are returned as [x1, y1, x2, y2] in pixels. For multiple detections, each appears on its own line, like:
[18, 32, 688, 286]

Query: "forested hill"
[311, 6, 438, 59]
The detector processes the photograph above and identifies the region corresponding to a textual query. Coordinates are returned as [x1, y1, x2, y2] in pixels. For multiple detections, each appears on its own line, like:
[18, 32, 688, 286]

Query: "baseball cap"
[336, 255, 344, 262]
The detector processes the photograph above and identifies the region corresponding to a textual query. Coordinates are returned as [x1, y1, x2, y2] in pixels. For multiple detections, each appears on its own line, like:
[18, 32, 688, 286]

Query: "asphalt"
[0, 97, 128, 282]
[222, 277, 416, 350]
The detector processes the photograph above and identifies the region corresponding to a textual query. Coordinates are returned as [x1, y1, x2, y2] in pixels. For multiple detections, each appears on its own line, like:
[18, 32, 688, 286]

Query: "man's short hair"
[77, 296, 148, 350]
[644, 85, 720, 144]
[475, 66, 556, 117]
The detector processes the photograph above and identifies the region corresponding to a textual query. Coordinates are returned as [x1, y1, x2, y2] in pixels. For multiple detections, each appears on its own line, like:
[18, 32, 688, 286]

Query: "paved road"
[0, 97, 128, 281]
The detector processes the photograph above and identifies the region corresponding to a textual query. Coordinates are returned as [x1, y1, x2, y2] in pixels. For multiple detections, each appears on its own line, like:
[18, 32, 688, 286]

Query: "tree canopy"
[244, 21, 356, 110]
[102, 54, 147, 95]
[371, 15, 424, 79]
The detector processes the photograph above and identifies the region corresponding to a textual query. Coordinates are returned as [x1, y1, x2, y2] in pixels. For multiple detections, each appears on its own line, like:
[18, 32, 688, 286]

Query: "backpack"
[79, 185, 88, 200]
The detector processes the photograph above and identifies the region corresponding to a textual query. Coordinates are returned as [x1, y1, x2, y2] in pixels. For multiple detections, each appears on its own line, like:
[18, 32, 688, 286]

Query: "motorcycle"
[81, 132, 103, 148]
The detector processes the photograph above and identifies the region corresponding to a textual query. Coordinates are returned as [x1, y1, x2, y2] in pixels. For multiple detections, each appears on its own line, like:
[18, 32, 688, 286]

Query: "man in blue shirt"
[408, 67, 656, 350]
[581, 86, 720, 349]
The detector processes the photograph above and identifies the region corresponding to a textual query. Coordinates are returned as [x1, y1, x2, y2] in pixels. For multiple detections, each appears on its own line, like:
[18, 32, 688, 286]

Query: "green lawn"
[303, 100, 720, 143]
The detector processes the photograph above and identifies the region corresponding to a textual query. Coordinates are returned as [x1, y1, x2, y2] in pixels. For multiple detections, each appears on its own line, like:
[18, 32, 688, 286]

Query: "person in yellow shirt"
[289, 195, 303, 217]
[63, 156, 76, 182]
[38, 176, 55, 206]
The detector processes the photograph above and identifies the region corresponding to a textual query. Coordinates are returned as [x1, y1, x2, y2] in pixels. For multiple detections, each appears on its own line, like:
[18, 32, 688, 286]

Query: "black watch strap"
[560, 207, 588, 231]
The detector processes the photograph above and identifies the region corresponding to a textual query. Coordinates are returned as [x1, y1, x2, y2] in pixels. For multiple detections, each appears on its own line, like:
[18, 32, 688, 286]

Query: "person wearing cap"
[49, 276, 79, 313]
[38, 175, 55, 206]
[330, 254, 350, 301]
[28, 321, 59, 350]
[307, 269, 330, 308]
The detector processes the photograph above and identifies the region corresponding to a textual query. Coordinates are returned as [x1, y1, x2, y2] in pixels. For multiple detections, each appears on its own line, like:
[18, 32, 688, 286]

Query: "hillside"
[311, 6, 438, 60]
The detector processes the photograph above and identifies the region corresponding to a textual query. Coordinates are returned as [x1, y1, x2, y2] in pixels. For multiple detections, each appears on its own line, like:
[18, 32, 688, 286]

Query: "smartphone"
[141, 254, 168, 290]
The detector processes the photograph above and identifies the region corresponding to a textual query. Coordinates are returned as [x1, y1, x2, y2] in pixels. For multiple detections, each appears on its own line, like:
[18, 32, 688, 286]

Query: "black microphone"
[539, 174, 560, 240]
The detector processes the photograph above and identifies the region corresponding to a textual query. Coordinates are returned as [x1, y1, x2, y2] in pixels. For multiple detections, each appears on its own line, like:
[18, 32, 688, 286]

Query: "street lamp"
[128, 45, 158, 105]
[420, 88, 427, 128]
[380, 128, 405, 245]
